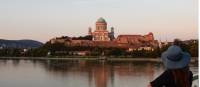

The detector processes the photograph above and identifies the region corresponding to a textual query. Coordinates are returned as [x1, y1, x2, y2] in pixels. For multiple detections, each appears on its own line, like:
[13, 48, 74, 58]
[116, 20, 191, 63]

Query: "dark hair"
[171, 66, 190, 87]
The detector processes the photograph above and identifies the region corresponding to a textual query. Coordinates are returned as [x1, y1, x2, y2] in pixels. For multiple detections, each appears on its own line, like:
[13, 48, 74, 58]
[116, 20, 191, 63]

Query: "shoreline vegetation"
[0, 57, 198, 63]
[0, 39, 198, 59]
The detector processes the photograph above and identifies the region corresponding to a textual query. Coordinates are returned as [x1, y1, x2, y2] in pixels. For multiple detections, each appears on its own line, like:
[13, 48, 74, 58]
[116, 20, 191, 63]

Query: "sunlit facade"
[88, 17, 114, 41]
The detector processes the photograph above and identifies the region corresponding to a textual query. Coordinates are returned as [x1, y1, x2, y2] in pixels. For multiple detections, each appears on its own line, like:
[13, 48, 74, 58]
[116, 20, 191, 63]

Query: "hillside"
[0, 39, 43, 48]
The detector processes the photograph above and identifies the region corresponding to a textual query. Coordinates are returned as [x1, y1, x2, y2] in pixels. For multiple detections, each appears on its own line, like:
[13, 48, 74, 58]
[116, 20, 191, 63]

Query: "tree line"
[0, 39, 198, 58]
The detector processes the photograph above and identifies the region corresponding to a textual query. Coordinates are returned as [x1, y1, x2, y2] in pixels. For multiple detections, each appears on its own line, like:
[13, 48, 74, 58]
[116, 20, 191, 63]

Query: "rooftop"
[96, 17, 106, 23]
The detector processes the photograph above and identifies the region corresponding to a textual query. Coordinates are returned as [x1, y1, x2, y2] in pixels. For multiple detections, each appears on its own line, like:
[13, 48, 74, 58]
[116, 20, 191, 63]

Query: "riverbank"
[0, 57, 198, 63]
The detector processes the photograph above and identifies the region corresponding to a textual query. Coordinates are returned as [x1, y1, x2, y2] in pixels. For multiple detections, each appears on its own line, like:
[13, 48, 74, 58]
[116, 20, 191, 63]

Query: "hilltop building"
[50, 17, 159, 51]
[116, 32, 154, 44]
[88, 17, 115, 41]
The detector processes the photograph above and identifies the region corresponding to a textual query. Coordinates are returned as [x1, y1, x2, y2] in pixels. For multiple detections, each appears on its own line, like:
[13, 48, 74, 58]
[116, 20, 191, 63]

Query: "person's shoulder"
[158, 70, 173, 79]
[189, 70, 193, 74]
[163, 70, 172, 75]
[150, 70, 173, 86]
[189, 71, 193, 77]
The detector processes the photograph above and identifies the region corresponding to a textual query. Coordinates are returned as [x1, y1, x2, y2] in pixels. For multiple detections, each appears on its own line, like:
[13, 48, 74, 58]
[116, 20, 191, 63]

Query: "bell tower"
[88, 27, 92, 35]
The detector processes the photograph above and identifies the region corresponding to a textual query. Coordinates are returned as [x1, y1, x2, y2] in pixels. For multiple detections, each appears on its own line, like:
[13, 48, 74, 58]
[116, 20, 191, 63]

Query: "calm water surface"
[0, 59, 198, 87]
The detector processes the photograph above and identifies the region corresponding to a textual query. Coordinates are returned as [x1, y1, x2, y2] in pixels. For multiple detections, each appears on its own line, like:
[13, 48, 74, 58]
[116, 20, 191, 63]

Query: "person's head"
[161, 45, 190, 69]
[161, 45, 191, 87]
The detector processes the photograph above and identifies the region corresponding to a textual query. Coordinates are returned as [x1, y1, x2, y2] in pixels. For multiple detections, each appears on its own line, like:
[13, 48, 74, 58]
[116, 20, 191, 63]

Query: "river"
[0, 59, 198, 87]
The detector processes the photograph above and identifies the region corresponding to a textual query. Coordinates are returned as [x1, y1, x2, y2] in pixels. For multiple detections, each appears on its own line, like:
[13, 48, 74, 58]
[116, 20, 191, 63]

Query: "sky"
[0, 0, 198, 43]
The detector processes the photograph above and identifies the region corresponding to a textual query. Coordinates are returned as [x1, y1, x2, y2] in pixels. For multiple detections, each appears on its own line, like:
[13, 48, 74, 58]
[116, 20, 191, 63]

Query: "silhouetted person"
[148, 39, 193, 87]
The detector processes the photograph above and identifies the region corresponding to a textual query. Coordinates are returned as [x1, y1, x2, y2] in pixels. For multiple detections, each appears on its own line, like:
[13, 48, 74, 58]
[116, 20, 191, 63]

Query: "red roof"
[118, 35, 142, 37]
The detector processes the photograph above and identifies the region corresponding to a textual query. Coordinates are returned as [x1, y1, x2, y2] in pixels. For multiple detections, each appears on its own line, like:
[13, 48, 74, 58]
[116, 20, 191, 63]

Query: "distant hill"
[0, 39, 43, 48]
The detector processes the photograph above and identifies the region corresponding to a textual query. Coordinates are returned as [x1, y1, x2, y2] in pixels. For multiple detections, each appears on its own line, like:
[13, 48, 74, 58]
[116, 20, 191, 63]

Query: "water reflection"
[12, 59, 20, 67]
[34, 60, 166, 87]
[0, 59, 198, 87]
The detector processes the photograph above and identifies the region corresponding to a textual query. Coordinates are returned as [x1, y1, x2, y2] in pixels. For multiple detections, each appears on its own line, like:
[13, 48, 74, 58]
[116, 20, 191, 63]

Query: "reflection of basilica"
[93, 64, 108, 87]
[40, 60, 158, 87]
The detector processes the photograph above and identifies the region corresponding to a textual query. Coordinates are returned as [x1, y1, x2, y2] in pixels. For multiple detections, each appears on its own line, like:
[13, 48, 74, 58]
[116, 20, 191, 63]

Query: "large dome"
[96, 17, 106, 23]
